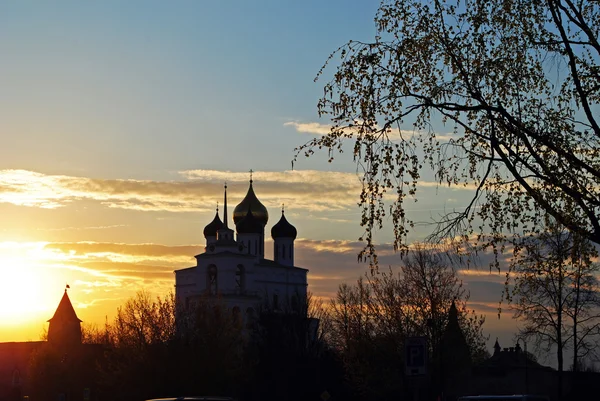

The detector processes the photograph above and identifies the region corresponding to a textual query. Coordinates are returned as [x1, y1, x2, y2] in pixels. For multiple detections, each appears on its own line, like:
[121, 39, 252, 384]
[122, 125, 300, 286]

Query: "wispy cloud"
[0, 169, 361, 213]
[296, 239, 365, 254]
[284, 121, 332, 136]
[37, 224, 129, 231]
[43, 242, 198, 261]
[0, 169, 220, 211]
[284, 121, 456, 141]
[0, 169, 478, 214]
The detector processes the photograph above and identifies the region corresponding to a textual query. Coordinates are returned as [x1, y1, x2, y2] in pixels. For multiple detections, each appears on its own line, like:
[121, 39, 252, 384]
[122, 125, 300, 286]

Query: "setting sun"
[0, 242, 55, 324]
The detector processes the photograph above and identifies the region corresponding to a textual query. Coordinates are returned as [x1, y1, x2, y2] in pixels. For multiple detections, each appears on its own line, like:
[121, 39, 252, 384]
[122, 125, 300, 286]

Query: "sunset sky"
[0, 1, 517, 353]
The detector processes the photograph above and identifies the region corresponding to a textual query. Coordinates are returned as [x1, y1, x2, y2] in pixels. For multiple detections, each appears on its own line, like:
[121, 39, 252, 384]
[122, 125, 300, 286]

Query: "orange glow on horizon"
[0, 240, 177, 342]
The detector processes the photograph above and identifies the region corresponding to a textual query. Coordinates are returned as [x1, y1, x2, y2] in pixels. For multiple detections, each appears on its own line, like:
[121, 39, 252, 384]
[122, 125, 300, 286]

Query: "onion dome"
[271, 210, 297, 239]
[236, 205, 264, 234]
[233, 180, 269, 226]
[203, 209, 223, 237]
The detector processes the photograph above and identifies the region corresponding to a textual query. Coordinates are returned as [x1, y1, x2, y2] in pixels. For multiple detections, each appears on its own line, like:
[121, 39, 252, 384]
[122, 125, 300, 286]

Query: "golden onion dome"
[233, 181, 268, 227]
[236, 205, 264, 234]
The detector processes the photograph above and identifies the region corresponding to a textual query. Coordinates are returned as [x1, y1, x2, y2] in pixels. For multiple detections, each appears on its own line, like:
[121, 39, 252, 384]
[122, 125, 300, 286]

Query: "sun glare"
[0, 243, 55, 325]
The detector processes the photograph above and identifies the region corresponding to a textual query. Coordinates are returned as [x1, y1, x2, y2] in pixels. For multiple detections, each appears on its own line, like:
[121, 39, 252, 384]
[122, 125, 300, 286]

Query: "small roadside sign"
[405, 336, 427, 376]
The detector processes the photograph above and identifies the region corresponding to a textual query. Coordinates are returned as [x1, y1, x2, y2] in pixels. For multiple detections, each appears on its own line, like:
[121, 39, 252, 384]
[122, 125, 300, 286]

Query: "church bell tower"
[47, 287, 82, 347]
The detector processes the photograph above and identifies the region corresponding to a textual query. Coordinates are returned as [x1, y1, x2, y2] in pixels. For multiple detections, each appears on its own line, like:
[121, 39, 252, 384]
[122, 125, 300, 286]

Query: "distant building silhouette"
[175, 177, 308, 320]
[438, 300, 472, 400]
[47, 288, 82, 347]
[0, 289, 102, 401]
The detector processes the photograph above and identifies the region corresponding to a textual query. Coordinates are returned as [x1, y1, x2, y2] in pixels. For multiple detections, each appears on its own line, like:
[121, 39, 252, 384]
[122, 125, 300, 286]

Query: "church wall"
[176, 262, 307, 314]
[194, 255, 259, 296]
[253, 265, 308, 310]
[273, 237, 294, 266]
[0, 341, 43, 401]
[237, 232, 263, 257]
[174, 268, 196, 305]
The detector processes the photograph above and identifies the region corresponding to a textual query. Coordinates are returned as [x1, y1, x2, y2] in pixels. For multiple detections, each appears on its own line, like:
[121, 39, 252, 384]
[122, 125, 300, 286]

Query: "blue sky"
[0, 1, 520, 356]
[0, 1, 379, 178]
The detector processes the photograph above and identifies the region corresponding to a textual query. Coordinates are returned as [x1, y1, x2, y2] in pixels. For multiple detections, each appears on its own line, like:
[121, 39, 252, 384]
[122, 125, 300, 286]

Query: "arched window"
[207, 265, 217, 295]
[235, 264, 245, 292]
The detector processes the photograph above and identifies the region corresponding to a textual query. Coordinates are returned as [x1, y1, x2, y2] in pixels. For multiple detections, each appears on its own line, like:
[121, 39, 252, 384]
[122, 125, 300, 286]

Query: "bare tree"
[107, 290, 176, 349]
[327, 279, 376, 353]
[509, 217, 600, 399]
[96, 291, 245, 400]
[397, 245, 488, 362]
[327, 246, 487, 399]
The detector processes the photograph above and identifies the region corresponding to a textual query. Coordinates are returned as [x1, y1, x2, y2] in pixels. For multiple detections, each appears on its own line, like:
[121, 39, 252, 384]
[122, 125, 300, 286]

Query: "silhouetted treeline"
[28, 291, 347, 401]
[322, 245, 488, 401]
[27, 249, 489, 401]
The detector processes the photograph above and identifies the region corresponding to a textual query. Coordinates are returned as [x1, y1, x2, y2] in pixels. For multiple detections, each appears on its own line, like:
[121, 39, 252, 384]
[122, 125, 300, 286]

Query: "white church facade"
[174, 178, 308, 319]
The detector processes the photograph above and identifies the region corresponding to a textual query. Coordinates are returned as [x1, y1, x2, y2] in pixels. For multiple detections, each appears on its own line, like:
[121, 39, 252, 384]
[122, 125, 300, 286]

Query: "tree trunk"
[573, 314, 578, 373]
[557, 268, 564, 401]
[557, 345, 563, 401]
[572, 262, 582, 373]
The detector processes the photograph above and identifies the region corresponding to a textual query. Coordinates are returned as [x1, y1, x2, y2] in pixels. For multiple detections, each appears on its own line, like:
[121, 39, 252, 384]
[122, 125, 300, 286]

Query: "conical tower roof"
[48, 289, 82, 323]
[493, 338, 501, 355]
[233, 179, 268, 227]
[440, 300, 471, 367]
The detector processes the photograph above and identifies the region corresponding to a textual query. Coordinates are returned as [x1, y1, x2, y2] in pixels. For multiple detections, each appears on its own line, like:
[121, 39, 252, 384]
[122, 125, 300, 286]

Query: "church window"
[12, 369, 21, 386]
[207, 265, 217, 295]
[235, 264, 245, 291]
